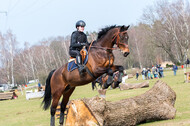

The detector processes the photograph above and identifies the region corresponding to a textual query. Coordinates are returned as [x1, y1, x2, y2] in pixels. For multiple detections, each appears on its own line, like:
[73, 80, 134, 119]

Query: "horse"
[42, 25, 130, 126]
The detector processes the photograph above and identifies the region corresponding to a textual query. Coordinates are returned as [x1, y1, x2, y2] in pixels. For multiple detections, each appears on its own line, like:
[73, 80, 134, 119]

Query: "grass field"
[0, 69, 190, 126]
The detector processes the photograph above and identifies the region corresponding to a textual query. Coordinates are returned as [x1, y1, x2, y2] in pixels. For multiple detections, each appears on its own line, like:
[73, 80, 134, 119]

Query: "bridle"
[112, 30, 128, 47]
[88, 30, 128, 53]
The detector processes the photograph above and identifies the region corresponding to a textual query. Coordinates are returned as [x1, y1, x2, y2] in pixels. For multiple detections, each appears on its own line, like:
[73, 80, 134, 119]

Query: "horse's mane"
[89, 25, 119, 46]
[97, 25, 117, 40]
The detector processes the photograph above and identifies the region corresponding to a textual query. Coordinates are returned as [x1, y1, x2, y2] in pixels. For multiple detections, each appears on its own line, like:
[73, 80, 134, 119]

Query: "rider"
[69, 20, 88, 74]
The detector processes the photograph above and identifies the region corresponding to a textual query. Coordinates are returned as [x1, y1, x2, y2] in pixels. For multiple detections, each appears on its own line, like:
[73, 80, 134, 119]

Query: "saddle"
[67, 49, 88, 72]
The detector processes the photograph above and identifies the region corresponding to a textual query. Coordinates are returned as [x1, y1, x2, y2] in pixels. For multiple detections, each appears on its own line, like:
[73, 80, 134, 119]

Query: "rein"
[88, 30, 128, 53]
[88, 41, 115, 54]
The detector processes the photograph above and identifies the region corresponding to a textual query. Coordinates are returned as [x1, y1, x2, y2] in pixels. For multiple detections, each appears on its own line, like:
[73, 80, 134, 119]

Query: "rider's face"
[78, 26, 85, 32]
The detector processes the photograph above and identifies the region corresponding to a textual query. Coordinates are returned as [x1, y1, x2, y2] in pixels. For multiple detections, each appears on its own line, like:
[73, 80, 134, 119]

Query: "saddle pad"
[67, 52, 88, 72]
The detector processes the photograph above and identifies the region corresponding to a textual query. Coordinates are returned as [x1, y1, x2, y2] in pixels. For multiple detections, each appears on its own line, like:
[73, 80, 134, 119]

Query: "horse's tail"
[42, 69, 56, 110]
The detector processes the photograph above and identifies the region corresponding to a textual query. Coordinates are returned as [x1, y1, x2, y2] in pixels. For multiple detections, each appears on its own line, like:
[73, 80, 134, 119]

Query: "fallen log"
[127, 74, 134, 79]
[120, 81, 149, 90]
[65, 80, 176, 126]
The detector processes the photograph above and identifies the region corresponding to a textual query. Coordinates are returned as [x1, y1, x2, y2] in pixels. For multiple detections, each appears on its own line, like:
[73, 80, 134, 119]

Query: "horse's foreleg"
[107, 69, 113, 85]
[59, 87, 75, 126]
[110, 65, 124, 87]
[110, 65, 124, 73]
[50, 92, 62, 126]
[103, 69, 113, 89]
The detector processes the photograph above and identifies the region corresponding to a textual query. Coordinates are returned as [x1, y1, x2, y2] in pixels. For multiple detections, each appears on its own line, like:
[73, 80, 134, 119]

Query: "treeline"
[0, 0, 189, 85]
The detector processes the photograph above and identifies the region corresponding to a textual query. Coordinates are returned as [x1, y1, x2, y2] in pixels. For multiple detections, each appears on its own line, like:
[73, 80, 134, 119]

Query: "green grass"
[0, 69, 190, 126]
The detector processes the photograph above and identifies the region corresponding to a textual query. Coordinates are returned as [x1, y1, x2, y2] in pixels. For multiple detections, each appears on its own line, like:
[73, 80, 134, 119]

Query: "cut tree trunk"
[120, 81, 149, 90]
[65, 80, 176, 126]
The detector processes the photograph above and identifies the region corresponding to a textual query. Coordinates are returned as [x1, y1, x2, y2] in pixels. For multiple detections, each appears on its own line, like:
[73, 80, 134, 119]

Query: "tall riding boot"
[76, 55, 86, 74]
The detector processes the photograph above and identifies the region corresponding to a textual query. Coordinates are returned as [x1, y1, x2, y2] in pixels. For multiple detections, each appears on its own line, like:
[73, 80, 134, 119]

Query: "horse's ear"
[120, 25, 130, 32]
[126, 25, 130, 30]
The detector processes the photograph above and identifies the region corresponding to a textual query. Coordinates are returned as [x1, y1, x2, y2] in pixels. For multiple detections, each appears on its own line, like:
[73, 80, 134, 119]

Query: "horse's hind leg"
[59, 86, 75, 126]
[50, 92, 62, 126]
[117, 66, 124, 83]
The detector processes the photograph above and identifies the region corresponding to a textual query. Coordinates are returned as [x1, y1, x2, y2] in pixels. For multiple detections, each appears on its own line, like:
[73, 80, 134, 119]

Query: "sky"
[0, 0, 157, 47]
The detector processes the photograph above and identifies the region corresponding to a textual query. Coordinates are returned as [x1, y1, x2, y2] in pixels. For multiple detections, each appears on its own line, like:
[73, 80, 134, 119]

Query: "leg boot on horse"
[112, 81, 120, 89]
[59, 87, 75, 126]
[103, 69, 113, 89]
[50, 107, 56, 126]
[117, 66, 124, 83]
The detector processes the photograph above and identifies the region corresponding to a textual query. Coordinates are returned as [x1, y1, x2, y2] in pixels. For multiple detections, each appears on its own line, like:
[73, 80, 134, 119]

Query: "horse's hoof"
[103, 83, 109, 89]
[117, 80, 122, 83]
[115, 82, 120, 88]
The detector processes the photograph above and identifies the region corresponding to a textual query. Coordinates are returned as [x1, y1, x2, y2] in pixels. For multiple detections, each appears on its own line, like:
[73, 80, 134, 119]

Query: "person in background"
[172, 64, 178, 76]
[122, 73, 128, 83]
[152, 65, 156, 78]
[159, 65, 164, 78]
[181, 64, 184, 69]
[157, 65, 161, 78]
[145, 68, 148, 80]
[151, 72, 153, 79]
[186, 59, 190, 67]
[147, 68, 151, 79]
[141, 68, 146, 80]
[136, 71, 139, 80]
[155, 67, 158, 79]
[38, 83, 42, 91]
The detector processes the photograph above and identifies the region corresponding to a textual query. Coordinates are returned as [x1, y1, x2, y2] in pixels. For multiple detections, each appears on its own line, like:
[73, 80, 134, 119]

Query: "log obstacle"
[0, 92, 17, 100]
[120, 81, 149, 90]
[127, 74, 134, 79]
[65, 80, 176, 126]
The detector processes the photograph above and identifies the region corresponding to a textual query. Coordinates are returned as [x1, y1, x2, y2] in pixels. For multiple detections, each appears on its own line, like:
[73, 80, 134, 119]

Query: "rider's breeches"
[69, 50, 82, 65]
[69, 49, 80, 58]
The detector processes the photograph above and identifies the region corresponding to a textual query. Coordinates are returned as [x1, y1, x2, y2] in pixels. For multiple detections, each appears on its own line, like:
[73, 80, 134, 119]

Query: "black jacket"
[69, 31, 88, 51]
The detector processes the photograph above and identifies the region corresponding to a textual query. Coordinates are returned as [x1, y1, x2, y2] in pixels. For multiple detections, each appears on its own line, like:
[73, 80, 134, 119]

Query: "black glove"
[81, 43, 86, 46]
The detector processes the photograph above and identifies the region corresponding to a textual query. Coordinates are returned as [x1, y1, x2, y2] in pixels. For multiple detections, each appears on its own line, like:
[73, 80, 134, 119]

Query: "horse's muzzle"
[123, 52, 130, 57]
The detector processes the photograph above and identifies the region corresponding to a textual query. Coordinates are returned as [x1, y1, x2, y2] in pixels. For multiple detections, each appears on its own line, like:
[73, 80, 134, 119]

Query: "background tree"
[142, 0, 190, 64]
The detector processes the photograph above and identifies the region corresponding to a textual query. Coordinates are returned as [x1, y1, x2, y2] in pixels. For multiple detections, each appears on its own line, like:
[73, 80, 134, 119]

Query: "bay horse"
[42, 25, 130, 126]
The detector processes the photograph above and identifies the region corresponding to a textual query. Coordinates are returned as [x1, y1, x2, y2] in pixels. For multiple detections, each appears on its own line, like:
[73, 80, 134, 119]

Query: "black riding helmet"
[76, 20, 86, 28]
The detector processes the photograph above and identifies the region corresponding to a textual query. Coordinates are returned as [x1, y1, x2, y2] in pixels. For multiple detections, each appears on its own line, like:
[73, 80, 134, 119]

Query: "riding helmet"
[76, 20, 86, 28]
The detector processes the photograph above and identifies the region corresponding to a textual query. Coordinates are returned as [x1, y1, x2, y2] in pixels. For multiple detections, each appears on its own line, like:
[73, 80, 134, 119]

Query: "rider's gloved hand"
[81, 43, 86, 46]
